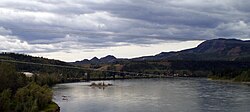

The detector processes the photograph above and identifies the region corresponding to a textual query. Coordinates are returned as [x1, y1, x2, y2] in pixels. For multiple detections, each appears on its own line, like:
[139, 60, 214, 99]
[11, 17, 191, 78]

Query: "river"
[53, 78, 250, 112]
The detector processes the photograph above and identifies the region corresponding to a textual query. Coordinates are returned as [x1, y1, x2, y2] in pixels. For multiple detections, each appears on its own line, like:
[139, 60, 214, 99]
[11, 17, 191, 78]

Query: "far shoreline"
[208, 78, 250, 86]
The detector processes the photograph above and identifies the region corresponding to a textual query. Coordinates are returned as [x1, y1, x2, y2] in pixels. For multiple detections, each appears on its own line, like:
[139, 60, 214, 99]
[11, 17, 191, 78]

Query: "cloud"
[0, 34, 58, 53]
[0, 27, 58, 53]
[0, 0, 250, 55]
[214, 20, 250, 38]
[0, 27, 12, 35]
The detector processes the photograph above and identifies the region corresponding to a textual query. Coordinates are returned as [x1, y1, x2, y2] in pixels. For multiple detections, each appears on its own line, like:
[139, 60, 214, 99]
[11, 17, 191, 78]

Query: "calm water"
[53, 78, 250, 112]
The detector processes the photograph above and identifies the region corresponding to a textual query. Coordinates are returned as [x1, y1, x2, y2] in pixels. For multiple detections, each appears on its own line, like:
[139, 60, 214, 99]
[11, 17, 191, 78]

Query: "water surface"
[53, 78, 250, 112]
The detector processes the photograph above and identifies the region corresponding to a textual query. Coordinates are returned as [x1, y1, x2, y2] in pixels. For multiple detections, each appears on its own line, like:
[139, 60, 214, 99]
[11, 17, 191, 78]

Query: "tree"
[0, 62, 27, 92]
[15, 83, 53, 111]
[0, 89, 12, 111]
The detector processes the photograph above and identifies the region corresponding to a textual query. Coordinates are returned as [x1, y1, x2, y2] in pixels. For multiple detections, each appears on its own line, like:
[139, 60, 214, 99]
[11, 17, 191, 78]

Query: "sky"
[0, 0, 250, 61]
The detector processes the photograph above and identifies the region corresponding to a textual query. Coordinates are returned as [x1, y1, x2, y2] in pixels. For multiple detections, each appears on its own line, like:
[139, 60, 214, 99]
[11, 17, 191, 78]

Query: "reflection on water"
[53, 78, 250, 112]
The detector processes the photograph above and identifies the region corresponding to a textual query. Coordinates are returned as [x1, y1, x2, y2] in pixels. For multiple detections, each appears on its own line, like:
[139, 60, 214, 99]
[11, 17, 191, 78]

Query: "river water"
[53, 78, 250, 112]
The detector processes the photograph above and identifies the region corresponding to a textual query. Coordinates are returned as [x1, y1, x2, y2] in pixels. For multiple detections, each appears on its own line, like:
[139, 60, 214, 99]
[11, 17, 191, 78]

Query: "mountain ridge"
[73, 38, 250, 65]
[134, 38, 250, 61]
[73, 55, 117, 65]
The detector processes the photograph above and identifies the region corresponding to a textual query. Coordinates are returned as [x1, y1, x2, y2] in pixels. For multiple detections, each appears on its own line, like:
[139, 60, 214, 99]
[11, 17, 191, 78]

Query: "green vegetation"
[0, 53, 89, 83]
[14, 83, 52, 112]
[0, 62, 59, 112]
[41, 102, 59, 112]
[0, 63, 27, 92]
[79, 59, 250, 81]
[32, 73, 62, 87]
[85, 60, 250, 81]
[119, 60, 250, 77]
[2, 52, 249, 112]
[208, 69, 250, 82]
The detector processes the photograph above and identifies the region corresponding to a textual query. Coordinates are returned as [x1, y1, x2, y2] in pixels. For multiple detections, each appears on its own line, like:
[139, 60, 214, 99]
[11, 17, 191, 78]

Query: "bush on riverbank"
[233, 70, 250, 82]
[209, 69, 250, 82]
[15, 83, 53, 111]
[41, 101, 60, 112]
[0, 62, 55, 112]
[0, 83, 54, 112]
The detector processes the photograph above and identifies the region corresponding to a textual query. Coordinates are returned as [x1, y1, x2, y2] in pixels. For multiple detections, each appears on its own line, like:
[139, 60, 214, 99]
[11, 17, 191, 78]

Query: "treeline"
[0, 62, 59, 112]
[120, 60, 250, 78]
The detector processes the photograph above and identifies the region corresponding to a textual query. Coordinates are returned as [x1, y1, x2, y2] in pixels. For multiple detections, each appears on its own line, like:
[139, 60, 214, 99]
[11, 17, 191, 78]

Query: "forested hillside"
[0, 52, 70, 66]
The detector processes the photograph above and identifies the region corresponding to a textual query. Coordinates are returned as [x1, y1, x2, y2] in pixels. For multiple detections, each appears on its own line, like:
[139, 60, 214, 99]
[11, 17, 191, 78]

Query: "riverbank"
[41, 101, 60, 112]
[208, 78, 250, 86]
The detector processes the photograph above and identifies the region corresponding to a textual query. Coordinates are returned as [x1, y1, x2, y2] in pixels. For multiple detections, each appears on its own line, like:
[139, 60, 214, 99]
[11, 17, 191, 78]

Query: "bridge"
[0, 59, 171, 81]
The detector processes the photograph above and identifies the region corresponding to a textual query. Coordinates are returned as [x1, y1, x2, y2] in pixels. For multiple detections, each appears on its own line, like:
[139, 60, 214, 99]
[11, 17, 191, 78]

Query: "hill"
[74, 38, 250, 65]
[134, 38, 250, 61]
[73, 55, 117, 65]
[71, 38, 250, 79]
[0, 52, 71, 66]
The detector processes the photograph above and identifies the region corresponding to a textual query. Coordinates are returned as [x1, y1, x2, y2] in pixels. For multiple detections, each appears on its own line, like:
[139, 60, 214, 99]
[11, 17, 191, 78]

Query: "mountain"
[99, 55, 117, 63]
[73, 38, 250, 65]
[73, 55, 117, 65]
[134, 38, 250, 61]
[90, 57, 99, 63]
[74, 59, 90, 65]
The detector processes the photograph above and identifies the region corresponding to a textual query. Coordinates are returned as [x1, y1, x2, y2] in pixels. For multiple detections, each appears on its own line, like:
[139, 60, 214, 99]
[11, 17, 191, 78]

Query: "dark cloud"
[0, 0, 250, 53]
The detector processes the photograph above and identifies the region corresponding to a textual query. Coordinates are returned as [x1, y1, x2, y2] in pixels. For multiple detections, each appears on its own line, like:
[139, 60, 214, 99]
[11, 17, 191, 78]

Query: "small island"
[89, 82, 113, 88]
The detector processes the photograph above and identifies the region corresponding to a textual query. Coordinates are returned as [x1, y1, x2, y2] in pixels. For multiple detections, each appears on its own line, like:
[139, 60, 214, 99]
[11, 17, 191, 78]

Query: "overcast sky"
[0, 0, 250, 61]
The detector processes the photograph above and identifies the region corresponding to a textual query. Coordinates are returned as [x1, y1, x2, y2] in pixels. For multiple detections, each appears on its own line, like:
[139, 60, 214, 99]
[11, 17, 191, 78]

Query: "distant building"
[22, 72, 34, 77]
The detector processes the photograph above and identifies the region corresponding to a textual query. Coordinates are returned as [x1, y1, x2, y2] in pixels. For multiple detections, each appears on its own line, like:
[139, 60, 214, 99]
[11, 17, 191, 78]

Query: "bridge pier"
[103, 71, 107, 79]
[122, 73, 125, 79]
[113, 73, 115, 80]
[85, 72, 90, 82]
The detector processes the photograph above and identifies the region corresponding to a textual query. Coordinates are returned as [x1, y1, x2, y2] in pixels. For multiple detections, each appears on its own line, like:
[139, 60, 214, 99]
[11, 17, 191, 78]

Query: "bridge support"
[113, 74, 115, 80]
[103, 71, 107, 79]
[85, 72, 90, 82]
